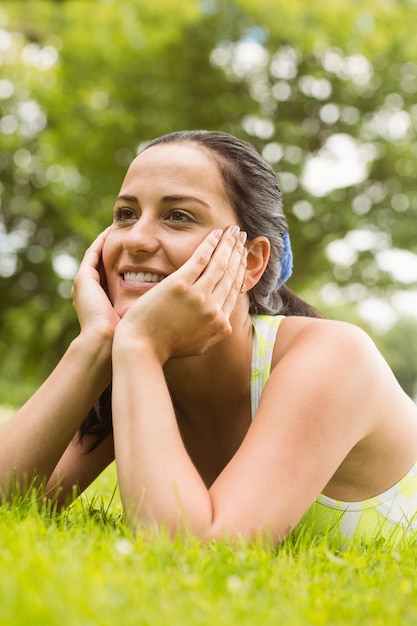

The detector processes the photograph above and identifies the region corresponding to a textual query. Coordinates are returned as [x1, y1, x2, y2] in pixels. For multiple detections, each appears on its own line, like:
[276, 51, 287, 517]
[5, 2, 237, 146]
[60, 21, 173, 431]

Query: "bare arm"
[0, 228, 118, 499]
[46, 433, 115, 508]
[111, 226, 246, 533]
[114, 320, 385, 543]
[0, 332, 112, 497]
[207, 321, 384, 542]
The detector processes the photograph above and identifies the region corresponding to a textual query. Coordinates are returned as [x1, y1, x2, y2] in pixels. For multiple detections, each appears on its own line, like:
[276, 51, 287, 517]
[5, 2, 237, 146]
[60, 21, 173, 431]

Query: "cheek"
[166, 233, 209, 269]
[101, 231, 119, 290]
[169, 246, 193, 269]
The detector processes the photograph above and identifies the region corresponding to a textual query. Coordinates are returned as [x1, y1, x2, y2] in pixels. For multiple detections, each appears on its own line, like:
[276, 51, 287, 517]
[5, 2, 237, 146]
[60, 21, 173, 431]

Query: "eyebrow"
[115, 194, 138, 204]
[115, 194, 211, 208]
[161, 195, 211, 208]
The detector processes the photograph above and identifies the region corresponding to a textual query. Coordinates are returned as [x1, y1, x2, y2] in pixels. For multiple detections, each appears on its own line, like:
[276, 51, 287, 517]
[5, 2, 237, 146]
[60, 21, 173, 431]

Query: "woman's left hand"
[72, 227, 121, 339]
[113, 226, 247, 361]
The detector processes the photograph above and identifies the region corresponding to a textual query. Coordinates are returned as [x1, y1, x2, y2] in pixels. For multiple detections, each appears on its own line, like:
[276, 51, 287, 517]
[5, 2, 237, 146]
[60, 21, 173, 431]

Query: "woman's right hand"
[71, 227, 121, 339]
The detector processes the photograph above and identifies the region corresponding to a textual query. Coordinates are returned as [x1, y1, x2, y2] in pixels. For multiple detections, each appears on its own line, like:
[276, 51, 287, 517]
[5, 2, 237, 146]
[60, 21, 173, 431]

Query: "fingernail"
[212, 229, 223, 239]
[230, 225, 240, 236]
[239, 231, 247, 244]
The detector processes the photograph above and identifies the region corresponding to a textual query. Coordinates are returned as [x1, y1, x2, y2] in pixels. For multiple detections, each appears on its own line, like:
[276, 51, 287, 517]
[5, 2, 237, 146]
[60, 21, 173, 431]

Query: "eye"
[166, 209, 193, 224]
[114, 207, 137, 222]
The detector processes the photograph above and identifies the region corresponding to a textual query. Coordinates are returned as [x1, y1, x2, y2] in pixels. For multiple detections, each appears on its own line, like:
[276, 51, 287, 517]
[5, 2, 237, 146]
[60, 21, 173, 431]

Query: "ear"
[244, 236, 270, 291]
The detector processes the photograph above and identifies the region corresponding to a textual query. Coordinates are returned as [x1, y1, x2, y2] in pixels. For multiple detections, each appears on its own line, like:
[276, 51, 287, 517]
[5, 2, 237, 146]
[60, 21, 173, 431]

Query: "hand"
[72, 227, 121, 339]
[114, 226, 247, 361]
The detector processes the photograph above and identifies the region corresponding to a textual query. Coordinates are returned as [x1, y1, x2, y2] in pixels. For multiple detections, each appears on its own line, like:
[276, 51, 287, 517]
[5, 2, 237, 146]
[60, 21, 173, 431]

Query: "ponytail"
[279, 285, 322, 318]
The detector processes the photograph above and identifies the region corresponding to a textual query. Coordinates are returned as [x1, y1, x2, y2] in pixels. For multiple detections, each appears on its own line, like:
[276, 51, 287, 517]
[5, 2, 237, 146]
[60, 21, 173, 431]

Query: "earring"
[239, 283, 247, 294]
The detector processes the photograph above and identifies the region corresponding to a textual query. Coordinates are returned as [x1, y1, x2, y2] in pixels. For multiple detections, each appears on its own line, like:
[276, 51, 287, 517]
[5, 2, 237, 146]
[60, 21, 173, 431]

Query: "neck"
[163, 310, 254, 408]
[164, 309, 254, 485]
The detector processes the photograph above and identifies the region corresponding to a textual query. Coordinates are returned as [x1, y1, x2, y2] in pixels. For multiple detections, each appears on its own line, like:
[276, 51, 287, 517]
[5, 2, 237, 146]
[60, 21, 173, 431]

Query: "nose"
[122, 215, 160, 255]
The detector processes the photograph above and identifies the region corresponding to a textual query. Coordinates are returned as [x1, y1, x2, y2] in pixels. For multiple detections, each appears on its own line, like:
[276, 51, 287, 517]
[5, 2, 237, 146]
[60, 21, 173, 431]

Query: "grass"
[1, 407, 417, 624]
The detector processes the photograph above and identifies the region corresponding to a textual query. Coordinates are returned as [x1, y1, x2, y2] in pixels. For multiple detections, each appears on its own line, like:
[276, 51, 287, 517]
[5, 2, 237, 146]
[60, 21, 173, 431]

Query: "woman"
[2, 130, 417, 547]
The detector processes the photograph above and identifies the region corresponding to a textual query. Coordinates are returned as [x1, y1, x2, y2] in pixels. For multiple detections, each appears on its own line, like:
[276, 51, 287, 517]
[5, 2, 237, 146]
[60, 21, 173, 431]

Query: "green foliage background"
[1, 0, 417, 404]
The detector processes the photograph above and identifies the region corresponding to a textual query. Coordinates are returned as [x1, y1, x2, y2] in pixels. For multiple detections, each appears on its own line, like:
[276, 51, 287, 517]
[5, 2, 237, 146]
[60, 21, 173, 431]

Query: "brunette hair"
[79, 130, 320, 448]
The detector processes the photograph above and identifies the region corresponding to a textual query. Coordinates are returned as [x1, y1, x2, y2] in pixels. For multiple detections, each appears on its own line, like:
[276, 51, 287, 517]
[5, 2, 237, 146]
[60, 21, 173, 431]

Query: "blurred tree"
[1, 0, 417, 403]
[373, 317, 417, 401]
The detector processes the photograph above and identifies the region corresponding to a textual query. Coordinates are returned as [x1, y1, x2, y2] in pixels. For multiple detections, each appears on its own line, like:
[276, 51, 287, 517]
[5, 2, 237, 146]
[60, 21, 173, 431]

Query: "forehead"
[119, 142, 239, 223]
[124, 143, 223, 190]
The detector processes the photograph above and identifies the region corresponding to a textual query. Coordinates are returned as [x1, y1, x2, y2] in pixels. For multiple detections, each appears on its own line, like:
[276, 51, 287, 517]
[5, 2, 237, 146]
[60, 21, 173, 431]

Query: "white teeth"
[123, 271, 164, 283]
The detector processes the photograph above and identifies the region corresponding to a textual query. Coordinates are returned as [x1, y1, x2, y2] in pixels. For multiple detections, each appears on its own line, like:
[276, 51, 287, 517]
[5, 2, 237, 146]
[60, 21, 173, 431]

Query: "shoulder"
[260, 316, 400, 446]
[277, 315, 377, 352]
[273, 316, 388, 388]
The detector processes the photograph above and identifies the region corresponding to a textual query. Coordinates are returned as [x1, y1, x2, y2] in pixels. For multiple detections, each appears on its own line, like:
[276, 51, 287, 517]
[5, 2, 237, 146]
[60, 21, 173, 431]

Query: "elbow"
[121, 489, 290, 547]
[121, 493, 213, 540]
[203, 513, 288, 547]
[124, 506, 288, 547]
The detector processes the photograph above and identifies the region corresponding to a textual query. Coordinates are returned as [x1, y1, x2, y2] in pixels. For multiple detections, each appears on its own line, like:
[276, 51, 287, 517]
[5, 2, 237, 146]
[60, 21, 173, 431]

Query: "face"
[102, 142, 239, 317]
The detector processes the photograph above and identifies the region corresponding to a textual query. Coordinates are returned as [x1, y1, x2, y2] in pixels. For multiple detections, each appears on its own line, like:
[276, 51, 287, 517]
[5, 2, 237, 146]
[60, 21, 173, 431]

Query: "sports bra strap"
[250, 315, 284, 420]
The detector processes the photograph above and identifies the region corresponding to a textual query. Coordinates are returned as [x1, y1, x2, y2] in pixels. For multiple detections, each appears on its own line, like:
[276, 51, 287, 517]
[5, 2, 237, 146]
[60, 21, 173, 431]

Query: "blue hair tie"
[277, 231, 293, 288]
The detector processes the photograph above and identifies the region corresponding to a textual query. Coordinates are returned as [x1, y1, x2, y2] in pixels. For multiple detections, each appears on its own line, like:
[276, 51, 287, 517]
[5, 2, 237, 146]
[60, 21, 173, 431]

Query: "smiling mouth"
[122, 271, 166, 283]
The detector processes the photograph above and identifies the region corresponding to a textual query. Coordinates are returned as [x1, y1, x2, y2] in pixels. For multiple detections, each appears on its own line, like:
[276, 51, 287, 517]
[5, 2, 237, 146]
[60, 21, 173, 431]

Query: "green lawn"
[1, 408, 417, 625]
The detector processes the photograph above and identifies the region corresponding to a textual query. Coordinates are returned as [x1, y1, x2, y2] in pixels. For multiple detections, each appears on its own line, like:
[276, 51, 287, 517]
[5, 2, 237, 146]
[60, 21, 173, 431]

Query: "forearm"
[0, 331, 112, 491]
[112, 339, 213, 536]
[110, 227, 247, 535]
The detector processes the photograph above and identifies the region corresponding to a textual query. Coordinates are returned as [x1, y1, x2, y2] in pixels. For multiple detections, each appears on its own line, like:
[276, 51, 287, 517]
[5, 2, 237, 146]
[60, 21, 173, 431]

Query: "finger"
[222, 240, 248, 317]
[194, 225, 241, 292]
[211, 229, 247, 308]
[80, 226, 112, 271]
[85, 226, 112, 257]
